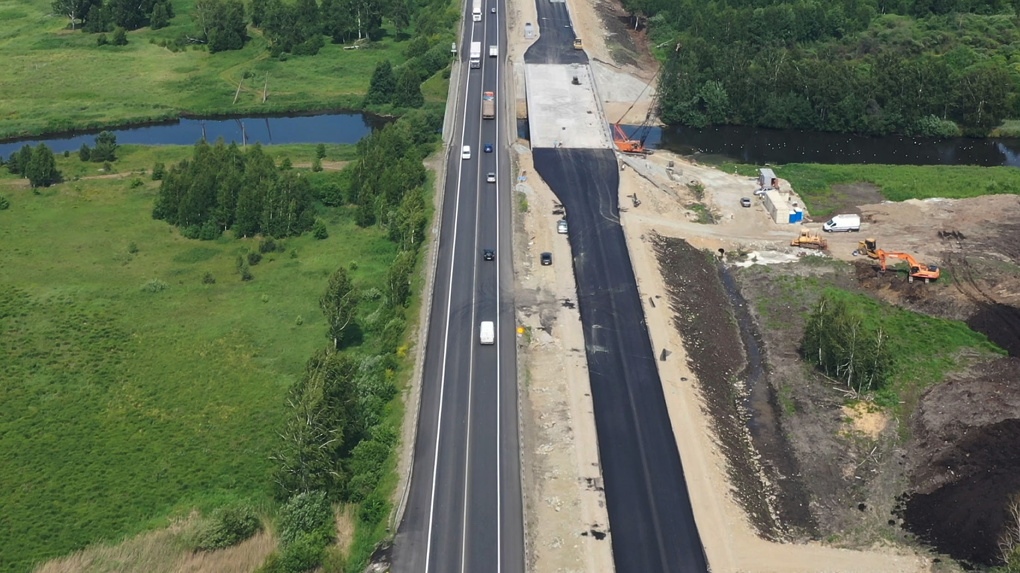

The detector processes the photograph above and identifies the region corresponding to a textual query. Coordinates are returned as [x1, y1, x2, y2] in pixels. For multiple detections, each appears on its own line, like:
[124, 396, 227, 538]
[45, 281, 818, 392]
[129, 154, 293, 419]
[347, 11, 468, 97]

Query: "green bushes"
[191, 503, 262, 550]
[152, 141, 316, 240]
[802, 288, 1003, 403]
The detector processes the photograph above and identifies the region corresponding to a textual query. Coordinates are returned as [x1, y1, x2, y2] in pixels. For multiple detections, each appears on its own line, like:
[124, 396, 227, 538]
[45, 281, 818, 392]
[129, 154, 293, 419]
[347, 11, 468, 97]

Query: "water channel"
[0, 112, 388, 159]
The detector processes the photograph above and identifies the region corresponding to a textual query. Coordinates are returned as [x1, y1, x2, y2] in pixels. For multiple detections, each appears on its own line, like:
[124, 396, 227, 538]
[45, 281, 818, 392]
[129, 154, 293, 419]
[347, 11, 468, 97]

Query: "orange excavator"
[877, 250, 941, 283]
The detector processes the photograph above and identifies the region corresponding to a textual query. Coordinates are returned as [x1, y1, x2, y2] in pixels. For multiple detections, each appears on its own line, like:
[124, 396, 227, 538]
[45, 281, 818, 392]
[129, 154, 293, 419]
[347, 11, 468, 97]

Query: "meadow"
[718, 162, 1020, 215]
[0, 144, 398, 572]
[0, 0, 449, 139]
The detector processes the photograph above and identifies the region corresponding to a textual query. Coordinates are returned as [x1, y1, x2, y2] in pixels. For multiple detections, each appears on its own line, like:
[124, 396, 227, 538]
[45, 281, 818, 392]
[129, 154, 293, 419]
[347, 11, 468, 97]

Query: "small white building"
[758, 168, 778, 191]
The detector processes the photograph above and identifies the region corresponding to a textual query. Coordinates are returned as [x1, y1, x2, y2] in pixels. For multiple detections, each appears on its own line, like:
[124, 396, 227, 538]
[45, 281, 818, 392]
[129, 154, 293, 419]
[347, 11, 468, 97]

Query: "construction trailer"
[763, 190, 803, 224]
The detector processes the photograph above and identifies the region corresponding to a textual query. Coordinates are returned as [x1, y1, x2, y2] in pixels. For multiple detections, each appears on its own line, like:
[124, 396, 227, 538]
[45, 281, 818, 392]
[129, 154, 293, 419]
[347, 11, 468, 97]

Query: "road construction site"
[506, 0, 1020, 570]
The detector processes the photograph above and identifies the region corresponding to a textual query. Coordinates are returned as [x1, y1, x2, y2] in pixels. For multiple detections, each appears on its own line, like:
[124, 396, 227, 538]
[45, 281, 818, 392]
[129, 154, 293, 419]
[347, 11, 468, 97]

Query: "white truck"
[469, 41, 481, 69]
[489, 44, 498, 57]
[822, 213, 861, 232]
[479, 321, 495, 345]
[471, 0, 481, 21]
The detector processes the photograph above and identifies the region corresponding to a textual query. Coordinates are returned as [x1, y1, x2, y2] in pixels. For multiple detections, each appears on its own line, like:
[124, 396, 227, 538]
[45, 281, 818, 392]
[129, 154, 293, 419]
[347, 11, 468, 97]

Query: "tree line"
[634, 0, 1020, 135]
[54, 0, 175, 32]
[152, 140, 316, 240]
[3, 144, 61, 188]
[259, 110, 439, 571]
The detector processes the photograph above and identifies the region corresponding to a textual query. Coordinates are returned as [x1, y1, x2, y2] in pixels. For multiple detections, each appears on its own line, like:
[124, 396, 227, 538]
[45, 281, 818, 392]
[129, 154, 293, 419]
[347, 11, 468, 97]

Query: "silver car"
[557, 219, 568, 234]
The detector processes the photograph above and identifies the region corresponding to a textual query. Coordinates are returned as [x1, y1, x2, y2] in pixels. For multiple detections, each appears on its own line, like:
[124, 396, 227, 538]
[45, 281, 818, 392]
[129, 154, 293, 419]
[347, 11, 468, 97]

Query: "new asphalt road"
[391, 0, 524, 571]
[525, 0, 710, 570]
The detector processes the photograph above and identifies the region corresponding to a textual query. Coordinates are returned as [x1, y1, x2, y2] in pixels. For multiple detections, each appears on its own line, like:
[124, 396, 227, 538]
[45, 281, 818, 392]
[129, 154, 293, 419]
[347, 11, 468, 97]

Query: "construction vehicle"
[877, 251, 940, 283]
[791, 228, 828, 250]
[611, 44, 680, 155]
[573, 38, 583, 49]
[853, 238, 879, 258]
[853, 239, 939, 282]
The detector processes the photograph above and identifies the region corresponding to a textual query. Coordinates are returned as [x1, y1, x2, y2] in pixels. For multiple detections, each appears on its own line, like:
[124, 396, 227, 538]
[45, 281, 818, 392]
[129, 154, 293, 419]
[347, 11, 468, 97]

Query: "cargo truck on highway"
[482, 91, 495, 119]
[469, 41, 481, 68]
[471, 0, 481, 21]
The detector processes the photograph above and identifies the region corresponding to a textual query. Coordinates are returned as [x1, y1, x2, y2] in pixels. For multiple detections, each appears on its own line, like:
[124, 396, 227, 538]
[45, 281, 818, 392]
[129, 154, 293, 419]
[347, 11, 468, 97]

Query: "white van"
[822, 213, 861, 232]
[479, 321, 494, 345]
[461, 145, 471, 160]
[489, 45, 498, 57]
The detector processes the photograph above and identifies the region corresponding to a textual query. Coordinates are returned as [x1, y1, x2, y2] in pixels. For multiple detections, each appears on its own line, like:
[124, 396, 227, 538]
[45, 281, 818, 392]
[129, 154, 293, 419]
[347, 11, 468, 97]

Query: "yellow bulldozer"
[853, 238, 879, 258]
[791, 228, 828, 250]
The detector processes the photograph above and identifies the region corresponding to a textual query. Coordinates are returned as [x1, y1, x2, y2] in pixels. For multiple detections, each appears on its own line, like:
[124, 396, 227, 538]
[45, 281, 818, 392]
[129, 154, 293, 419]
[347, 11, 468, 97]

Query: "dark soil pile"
[652, 234, 815, 539]
[903, 358, 1020, 566]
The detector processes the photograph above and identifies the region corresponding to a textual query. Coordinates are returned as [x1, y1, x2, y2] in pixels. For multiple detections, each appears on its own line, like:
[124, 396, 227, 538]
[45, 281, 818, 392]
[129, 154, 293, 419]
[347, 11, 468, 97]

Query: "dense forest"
[629, 0, 1020, 135]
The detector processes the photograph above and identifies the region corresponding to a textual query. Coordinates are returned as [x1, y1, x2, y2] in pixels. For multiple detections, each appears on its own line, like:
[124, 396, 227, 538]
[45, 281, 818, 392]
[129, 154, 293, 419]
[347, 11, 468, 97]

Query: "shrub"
[315, 144, 326, 159]
[152, 162, 166, 180]
[277, 532, 326, 572]
[247, 252, 263, 266]
[78, 144, 91, 162]
[358, 493, 388, 525]
[312, 220, 328, 240]
[277, 491, 334, 547]
[96, 33, 108, 46]
[259, 238, 280, 253]
[192, 503, 262, 550]
[199, 220, 221, 240]
[103, 161, 113, 172]
[311, 157, 322, 172]
[141, 279, 168, 292]
[112, 27, 128, 45]
[202, 272, 216, 284]
[63, 150, 70, 158]
[127, 242, 139, 254]
[0, 195, 9, 210]
[129, 178, 144, 189]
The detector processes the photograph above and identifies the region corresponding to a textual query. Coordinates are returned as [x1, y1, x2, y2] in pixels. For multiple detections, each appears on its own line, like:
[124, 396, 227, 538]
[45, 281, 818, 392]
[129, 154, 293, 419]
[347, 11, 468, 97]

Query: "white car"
[557, 219, 568, 234]
[486, 172, 496, 183]
[461, 145, 471, 160]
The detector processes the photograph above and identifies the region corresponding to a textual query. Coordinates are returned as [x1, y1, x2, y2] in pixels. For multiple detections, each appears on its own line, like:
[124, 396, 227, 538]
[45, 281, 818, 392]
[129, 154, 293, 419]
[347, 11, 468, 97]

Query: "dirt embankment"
[652, 235, 816, 540]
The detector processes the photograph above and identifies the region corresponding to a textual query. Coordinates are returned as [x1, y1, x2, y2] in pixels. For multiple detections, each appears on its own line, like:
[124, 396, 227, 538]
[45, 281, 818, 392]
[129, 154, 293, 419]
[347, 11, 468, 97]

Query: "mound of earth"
[903, 357, 1020, 566]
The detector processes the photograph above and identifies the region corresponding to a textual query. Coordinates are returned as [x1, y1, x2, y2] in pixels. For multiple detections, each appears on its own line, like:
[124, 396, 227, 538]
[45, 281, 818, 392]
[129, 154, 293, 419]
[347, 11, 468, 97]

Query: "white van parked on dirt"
[823, 213, 861, 232]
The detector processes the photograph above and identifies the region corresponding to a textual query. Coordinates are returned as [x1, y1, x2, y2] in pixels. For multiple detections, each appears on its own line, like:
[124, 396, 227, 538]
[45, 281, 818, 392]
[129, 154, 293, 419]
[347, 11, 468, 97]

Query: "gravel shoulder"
[511, 143, 615, 573]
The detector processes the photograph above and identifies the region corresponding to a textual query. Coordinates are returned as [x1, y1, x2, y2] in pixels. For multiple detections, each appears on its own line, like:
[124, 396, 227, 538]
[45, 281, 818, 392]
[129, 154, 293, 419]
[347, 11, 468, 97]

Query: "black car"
[483, 249, 495, 261]
[540, 252, 552, 265]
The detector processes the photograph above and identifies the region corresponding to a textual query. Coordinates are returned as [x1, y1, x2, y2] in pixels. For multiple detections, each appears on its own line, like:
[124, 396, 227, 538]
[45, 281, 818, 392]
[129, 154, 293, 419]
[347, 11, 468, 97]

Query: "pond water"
[641, 124, 1020, 167]
[0, 112, 388, 159]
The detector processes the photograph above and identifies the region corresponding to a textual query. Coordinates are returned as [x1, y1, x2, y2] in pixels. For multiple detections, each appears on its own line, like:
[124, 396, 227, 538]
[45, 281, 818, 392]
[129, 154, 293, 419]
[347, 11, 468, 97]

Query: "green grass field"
[715, 161, 1020, 216]
[0, 145, 398, 572]
[0, 0, 449, 139]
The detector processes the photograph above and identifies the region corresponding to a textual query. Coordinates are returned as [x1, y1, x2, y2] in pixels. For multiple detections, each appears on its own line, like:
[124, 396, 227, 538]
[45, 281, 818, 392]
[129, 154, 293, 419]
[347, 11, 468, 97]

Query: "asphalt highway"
[391, 0, 524, 570]
[525, 0, 710, 570]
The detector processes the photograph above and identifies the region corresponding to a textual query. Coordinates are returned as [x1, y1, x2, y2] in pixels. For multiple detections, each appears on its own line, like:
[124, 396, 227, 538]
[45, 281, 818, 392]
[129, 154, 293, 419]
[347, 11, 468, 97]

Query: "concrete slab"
[525, 63, 611, 149]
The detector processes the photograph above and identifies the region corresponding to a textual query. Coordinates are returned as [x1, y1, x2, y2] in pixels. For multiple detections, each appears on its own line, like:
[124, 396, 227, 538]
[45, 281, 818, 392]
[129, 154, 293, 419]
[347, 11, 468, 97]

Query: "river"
[0, 112, 388, 159]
